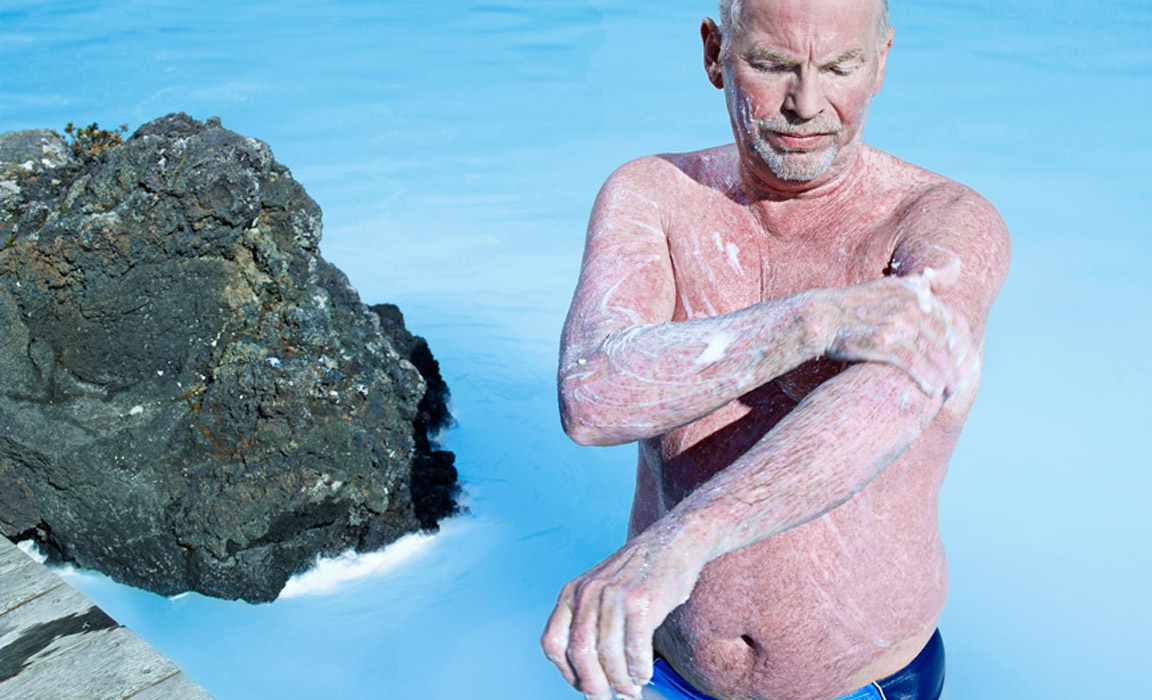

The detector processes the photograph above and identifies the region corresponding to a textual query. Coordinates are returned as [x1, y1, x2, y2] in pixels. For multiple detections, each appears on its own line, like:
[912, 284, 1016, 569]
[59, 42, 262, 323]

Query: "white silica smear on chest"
[726, 242, 744, 275]
[695, 332, 734, 365]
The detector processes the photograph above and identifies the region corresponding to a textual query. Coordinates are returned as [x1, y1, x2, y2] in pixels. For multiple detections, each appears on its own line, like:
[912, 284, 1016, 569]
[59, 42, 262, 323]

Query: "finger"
[623, 601, 656, 689]
[569, 583, 614, 700]
[873, 310, 952, 396]
[914, 313, 967, 397]
[903, 353, 946, 398]
[898, 275, 934, 314]
[542, 586, 579, 687]
[831, 336, 946, 398]
[923, 254, 962, 292]
[942, 327, 979, 399]
[913, 296, 956, 351]
[841, 307, 950, 391]
[932, 307, 973, 391]
[597, 586, 643, 699]
[886, 338, 947, 397]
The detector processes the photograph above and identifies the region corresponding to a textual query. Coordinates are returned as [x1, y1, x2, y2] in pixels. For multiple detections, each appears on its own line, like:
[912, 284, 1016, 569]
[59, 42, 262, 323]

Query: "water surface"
[2, 1, 1149, 697]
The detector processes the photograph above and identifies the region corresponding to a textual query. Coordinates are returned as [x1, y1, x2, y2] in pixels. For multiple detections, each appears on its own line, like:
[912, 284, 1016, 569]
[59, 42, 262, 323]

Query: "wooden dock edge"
[0, 536, 214, 699]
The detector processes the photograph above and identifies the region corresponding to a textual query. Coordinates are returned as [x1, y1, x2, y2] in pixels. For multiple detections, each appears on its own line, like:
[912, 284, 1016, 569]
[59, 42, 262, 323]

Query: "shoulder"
[864, 147, 1006, 227]
[863, 147, 1012, 279]
[862, 150, 1012, 361]
[595, 145, 741, 210]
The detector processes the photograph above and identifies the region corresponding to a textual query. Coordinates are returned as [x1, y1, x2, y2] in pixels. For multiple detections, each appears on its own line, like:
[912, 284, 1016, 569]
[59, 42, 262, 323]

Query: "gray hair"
[716, 0, 890, 51]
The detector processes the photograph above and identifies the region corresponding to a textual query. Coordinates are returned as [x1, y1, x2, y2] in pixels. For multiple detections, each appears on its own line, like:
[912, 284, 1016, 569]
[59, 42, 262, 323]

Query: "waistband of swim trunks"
[872, 629, 945, 700]
[650, 630, 944, 700]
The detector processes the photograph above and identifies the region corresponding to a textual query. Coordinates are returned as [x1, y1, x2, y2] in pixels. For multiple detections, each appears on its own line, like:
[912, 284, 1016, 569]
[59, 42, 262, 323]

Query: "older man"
[541, 0, 1010, 699]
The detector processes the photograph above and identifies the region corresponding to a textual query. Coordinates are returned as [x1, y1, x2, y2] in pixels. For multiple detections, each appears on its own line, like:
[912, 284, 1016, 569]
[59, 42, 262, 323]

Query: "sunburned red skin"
[541, 1, 1011, 699]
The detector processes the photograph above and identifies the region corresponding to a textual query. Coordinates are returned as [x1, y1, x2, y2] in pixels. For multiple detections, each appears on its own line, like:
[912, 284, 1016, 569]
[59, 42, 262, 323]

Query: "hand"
[816, 260, 977, 398]
[541, 519, 707, 700]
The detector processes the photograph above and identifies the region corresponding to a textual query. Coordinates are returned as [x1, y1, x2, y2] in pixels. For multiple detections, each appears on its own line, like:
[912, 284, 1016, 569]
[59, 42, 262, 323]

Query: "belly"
[651, 460, 949, 700]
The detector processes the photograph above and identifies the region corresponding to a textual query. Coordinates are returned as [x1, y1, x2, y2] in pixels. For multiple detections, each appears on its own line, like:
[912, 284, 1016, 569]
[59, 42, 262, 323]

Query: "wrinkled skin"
[542, 1, 1011, 699]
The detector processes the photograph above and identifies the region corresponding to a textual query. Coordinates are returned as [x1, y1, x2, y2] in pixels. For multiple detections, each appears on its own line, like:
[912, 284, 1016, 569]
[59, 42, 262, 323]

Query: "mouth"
[768, 131, 834, 151]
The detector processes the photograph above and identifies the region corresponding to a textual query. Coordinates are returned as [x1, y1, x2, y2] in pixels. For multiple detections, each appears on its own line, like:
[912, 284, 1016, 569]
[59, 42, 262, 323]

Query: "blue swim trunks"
[646, 629, 945, 700]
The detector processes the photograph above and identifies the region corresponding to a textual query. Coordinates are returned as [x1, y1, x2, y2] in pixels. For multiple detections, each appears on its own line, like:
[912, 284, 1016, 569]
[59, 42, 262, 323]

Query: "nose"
[784, 69, 824, 121]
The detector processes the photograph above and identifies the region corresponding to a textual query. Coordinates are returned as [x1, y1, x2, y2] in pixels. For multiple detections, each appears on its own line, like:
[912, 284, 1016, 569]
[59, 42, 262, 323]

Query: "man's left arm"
[542, 184, 1011, 700]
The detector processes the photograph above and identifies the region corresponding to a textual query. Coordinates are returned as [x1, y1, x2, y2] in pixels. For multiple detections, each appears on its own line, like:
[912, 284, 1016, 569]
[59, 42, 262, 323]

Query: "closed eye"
[751, 62, 796, 73]
[743, 48, 798, 74]
[821, 49, 866, 76]
[824, 64, 857, 76]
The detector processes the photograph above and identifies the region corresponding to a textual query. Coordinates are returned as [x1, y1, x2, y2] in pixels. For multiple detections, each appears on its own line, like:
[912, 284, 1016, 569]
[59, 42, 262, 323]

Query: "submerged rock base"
[0, 114, 457, 602]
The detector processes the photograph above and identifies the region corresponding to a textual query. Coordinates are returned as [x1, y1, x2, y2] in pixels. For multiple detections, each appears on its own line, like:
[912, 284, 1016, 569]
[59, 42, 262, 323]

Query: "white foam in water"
[279, 525, 446, 598]
[16, 541, 89, 584]
[16, 539, 47, 563]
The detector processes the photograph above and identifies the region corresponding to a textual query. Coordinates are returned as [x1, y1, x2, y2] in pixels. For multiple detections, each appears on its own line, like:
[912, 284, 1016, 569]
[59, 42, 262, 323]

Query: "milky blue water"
[2, 1, 1150, 698]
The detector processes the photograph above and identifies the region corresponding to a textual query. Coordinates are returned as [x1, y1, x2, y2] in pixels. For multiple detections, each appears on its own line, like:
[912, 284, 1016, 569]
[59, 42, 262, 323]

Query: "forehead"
[732, 0, 881, 55]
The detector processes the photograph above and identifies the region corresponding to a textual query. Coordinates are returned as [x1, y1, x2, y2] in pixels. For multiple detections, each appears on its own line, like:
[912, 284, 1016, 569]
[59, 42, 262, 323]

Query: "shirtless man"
[541, 0, 1010, 699]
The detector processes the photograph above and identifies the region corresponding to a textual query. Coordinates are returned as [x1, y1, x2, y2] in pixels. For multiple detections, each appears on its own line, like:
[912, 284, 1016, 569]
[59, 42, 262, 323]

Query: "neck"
[734, 143, 875, 240]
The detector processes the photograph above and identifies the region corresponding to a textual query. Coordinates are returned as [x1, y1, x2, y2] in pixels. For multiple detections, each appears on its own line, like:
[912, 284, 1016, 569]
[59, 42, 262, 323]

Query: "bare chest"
[662, 197, 899, 322]
[648, 197, 901, 500]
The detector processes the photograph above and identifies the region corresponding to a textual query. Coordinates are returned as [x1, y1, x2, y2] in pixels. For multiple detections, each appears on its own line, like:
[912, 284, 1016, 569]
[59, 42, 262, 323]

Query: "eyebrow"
[743, 47, 867, 68]
[825, 48, 866, 66]
[744, 47, 797, 65]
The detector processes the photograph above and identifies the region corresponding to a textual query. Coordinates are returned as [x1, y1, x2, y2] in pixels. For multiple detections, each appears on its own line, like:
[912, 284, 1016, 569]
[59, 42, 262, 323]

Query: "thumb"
[921, 254, 961, 292]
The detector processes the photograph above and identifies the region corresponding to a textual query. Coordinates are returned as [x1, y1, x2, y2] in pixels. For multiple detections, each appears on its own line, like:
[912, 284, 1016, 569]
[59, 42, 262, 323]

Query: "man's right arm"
[559, 158, 968, 446]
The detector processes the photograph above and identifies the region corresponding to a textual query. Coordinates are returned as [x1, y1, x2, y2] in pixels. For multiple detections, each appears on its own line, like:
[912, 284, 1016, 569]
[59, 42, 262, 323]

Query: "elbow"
[564, 421, 610, 447]
[559, 361, 653, 446]
[560, 405, 623, 447]
[559, 396, 636, 447]
[565, 424, 635, 447]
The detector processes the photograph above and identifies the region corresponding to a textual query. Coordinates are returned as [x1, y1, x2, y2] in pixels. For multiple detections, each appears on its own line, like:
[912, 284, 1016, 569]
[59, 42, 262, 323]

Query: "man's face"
[712, 0, 892, 185]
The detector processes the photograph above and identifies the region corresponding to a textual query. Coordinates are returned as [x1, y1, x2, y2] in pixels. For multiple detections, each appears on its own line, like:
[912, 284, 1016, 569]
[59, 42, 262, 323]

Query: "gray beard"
[752, 135, 840, 182]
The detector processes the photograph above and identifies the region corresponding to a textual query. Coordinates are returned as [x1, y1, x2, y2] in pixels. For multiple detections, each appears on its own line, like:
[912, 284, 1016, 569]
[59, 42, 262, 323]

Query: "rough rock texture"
[0, 114, 457, 602]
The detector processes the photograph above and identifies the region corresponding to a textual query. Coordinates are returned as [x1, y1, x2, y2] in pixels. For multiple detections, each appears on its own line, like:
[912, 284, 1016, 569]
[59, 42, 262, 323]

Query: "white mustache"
[757, 118, 842, 137]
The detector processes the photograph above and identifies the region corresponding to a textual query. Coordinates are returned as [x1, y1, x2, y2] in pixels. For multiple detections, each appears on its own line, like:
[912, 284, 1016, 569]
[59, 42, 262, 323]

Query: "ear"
[872, 26, 895, 96]
[702, 18, 725, 89]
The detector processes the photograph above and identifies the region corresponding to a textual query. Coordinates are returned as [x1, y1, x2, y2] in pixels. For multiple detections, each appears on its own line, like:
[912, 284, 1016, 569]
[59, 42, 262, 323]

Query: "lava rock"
[0, 114, 457, 602]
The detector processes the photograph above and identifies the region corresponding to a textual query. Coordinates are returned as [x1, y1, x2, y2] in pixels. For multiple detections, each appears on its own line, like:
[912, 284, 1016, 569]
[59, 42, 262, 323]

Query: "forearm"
[560, 268, 966, 447]
[665, 362, 943, 562]
[560, 291, 819, 446]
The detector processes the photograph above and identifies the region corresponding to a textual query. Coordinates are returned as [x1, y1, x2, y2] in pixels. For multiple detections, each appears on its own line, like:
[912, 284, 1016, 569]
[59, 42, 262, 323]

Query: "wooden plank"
[0, 537, 34, 575]
[0, 576, 122, 683]
[0, 627, 186, 700]
[0, 548, 62, 615]
[0, 538, 215, 699]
